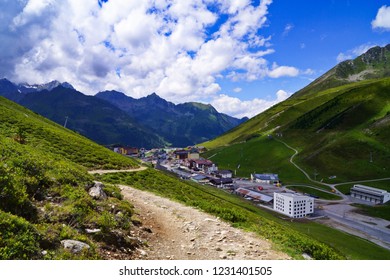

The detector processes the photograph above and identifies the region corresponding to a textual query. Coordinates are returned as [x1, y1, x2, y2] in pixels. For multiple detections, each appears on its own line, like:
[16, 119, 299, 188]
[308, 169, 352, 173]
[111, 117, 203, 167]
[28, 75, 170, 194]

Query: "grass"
[286, 186, 341, 200]
[0, 97, 142, 259]
[351, 203, 390, 221]
[0, 97, 139, 170]
[96, 168, 390, 260]
[202, 78, 390, 188]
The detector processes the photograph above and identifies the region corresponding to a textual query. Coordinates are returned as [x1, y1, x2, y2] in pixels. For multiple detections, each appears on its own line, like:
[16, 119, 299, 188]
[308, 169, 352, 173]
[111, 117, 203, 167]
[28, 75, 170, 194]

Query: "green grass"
[286, 186, 341, 200]
[334, 180, 390, 195]
[0, 97, 139, 170]
[0, 97, 141, 259]
[351, 203, 390, 221]
[97, 168, 390, 260]
[202, 78, 390, 189]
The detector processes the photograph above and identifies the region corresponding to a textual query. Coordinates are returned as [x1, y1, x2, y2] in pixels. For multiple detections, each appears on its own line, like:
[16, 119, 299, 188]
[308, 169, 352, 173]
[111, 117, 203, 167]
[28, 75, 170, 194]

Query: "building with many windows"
[273, 193, 314, 218]
[350, 184, 390, 204]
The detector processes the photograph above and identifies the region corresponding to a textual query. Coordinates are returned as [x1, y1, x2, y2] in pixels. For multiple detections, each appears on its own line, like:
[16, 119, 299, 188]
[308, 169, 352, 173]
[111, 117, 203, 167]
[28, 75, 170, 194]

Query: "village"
[112, 145, 317, 219]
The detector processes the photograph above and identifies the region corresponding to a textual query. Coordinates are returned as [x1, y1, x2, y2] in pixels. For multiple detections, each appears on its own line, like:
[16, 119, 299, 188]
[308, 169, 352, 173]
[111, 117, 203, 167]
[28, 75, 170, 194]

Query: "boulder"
[61, 239, 90, 254]
[88, 182, 107, 200]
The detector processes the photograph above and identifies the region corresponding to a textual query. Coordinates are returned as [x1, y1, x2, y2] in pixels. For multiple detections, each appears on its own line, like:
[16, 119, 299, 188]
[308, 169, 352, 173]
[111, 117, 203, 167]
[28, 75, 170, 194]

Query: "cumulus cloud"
[372, 5, 390, 30]
[0, 0, 302, 104]
[211, 89, 290, 119]
[268, 63, 299, 78]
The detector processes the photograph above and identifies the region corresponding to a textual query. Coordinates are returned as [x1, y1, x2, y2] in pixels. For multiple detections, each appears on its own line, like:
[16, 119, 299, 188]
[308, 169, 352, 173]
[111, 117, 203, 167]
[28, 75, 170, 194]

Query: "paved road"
[317, 209, 390, 250]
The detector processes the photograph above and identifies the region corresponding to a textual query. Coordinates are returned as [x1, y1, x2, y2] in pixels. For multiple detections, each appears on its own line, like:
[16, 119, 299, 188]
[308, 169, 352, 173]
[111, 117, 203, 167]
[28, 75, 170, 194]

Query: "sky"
[0, 0, 390, 119]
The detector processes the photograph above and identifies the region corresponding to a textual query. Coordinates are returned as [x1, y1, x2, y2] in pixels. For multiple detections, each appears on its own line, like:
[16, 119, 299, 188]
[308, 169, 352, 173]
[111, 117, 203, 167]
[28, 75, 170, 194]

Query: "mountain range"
[0, 79, 246, 148]
[203, 44, 390, 184]
[96, 90, 247, 147]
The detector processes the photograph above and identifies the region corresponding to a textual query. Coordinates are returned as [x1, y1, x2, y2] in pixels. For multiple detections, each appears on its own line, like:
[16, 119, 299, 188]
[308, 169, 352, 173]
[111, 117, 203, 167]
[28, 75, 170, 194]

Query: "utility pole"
[370, 151, 373, 163]
[64, 116, 69, 128]
[314, 169, 319, 181]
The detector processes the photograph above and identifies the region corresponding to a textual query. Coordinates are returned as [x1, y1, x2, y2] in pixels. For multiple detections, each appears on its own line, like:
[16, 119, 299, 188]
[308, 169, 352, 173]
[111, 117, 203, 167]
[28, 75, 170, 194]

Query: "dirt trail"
[120, 185, 290, 260]
[88, 166, 147, 175]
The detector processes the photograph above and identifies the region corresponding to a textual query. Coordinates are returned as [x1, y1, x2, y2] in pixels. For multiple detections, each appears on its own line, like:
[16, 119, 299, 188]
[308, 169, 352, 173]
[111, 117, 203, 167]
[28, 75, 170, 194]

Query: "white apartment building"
[273, 193, 314, 218]
[350, 184, 390, 204]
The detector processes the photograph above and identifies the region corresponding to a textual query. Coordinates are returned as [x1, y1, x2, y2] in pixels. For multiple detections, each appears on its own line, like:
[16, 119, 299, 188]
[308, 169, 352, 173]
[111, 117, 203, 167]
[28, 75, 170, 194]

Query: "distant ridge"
[0, 79, 246, 148]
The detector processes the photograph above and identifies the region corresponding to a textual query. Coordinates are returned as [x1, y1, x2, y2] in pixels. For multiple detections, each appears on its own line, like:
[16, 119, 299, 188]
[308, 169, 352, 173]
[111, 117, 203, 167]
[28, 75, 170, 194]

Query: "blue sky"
[0, 0, 389, 118]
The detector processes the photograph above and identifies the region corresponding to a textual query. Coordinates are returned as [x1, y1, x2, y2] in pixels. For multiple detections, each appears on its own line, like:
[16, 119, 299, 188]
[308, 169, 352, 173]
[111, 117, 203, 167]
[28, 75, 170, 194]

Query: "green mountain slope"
[294, 44, 390, 99]
[18, 86, 167, 149]
[203, 50, 390, 184]
[96, 91, 247, 147]
[0, 97, 142, 259]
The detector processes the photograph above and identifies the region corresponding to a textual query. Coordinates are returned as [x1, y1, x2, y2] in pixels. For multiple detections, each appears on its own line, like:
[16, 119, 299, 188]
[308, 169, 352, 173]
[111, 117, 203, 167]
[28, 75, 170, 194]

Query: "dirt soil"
[119, 185, 290, 260]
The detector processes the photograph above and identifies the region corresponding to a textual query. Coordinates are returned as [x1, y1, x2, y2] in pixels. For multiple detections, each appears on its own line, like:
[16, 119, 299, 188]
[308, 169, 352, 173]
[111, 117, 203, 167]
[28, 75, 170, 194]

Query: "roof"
[210, 178, 233, 185]
[174, 150, 189, 155]
[351, 184, 388, 195]
[191, 175, 208, 181]
[253, 173, 279, 181]
[192, 159, 213, 166]
[236, 188, 273, 202]
[216, 170, 233, 174]
[274, 192, 314, 201]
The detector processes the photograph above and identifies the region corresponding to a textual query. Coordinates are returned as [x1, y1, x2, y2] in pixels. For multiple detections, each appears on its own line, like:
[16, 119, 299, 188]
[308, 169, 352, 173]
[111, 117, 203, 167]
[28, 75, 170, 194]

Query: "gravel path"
[120, 185, 290, 260]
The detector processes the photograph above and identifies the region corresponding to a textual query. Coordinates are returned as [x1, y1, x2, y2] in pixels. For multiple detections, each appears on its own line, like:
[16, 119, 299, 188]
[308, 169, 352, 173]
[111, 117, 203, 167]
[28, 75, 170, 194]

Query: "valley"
[1, 44, 390, 261]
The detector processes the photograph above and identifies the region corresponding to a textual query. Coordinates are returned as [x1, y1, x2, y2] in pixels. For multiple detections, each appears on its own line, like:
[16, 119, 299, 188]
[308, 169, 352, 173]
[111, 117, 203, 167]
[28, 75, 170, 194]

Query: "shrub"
[0, 211, 40, 260]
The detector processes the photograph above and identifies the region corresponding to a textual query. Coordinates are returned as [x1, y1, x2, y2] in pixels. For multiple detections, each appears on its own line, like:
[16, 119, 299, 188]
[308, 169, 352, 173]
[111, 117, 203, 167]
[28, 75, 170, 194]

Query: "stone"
[88, 182, 107, 200]
[85, 228, 101, 234]
[61, 240, 90, 254]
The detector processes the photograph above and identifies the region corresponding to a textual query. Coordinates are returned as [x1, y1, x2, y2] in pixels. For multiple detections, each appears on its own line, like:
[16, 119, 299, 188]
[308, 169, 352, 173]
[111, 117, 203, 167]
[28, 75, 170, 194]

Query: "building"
[189, 159, 218, 173]
[350, 184, 390, 204]
[114, 146, 139, 156]
[209, 177, 233, 187]
[214, 170, 233, 179]
[235, 188, 273, 204]
[273, 193, 314, 218]
[188, 148, 200, 160]
[174, 149, 189, 160]
[251, 173, 279, 184]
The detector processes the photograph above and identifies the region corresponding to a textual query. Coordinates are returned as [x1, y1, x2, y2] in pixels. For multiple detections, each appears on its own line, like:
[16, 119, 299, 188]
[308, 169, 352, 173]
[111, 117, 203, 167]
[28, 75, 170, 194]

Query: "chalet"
[251, 173, 279, 184]
[174, 149, 189, 160]
[214, 170, 233, 179]
[188, 148, 200, 160]
[114, 146, 139, 156]
[189, 159, 218, 173]
[209, 177, 233, 187]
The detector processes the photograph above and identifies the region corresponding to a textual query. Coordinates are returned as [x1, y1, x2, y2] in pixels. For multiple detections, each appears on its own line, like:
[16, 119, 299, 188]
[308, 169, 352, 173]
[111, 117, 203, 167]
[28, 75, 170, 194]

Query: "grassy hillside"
[203, 78, 390, 184]
[0, 97, 142, 259]
[0, 97, 138, 169]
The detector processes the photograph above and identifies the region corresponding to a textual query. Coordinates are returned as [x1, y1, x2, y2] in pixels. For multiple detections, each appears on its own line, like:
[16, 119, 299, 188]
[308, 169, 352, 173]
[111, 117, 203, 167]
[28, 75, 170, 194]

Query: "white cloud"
[233, 87, 242, 93]
[336, 43, 377, 63]
[268, 64, 299, 78]
[211, 89, 290, 119]
[372, 5, 390, 30]
[1, 0, 304, 106]
[283, 23, 294, 36]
